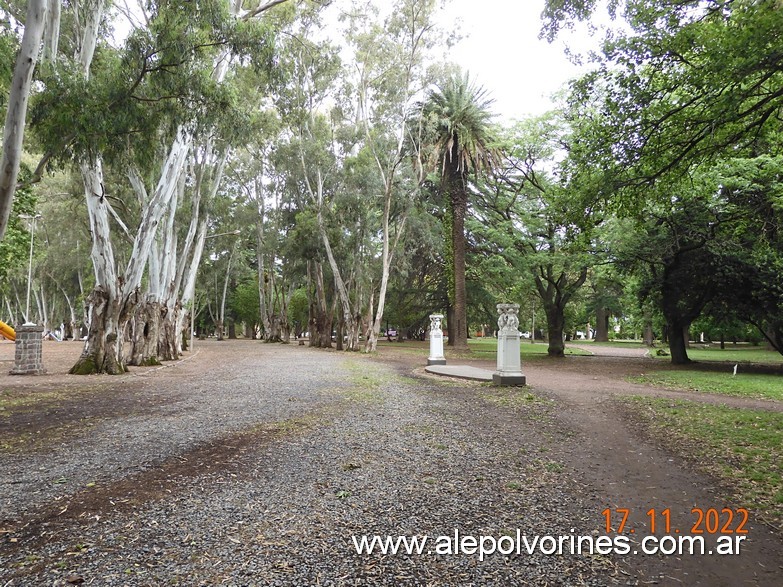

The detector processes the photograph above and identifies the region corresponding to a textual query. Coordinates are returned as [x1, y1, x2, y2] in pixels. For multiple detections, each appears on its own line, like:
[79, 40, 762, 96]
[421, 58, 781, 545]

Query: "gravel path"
[3, 341, 621, 586]
[1, 340, 782, 586]
[568, 344, 651, 359]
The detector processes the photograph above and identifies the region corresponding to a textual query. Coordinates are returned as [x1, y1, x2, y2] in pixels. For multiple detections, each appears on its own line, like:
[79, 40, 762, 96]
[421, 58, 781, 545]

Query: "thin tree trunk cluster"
[64, 0, 254, 373]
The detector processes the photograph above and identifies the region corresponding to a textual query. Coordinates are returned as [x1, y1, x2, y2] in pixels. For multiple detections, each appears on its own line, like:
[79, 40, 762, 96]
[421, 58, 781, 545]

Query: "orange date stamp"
[602, 507, 749, 535]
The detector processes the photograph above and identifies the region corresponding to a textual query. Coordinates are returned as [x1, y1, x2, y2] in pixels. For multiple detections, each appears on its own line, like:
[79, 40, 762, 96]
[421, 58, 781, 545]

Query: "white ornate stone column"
[494, 303, 526, 386]
[427, 314, 446, 366]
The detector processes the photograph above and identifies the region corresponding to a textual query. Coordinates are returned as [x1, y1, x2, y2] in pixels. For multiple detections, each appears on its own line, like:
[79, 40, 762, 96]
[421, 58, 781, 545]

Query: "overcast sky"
[437, 0, 600, 121]
[111, 0, 599, 122]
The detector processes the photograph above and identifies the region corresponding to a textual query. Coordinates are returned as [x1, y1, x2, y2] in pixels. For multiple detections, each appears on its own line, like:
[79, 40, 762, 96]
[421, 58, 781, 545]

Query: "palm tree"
[421, 72, 497, 348]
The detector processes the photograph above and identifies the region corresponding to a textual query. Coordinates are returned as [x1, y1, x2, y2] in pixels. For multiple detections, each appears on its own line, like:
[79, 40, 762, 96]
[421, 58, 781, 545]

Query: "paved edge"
[424, 364, 494, 382]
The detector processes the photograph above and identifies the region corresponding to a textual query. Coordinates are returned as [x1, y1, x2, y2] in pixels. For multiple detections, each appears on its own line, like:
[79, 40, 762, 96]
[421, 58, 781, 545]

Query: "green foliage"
[420, 71, 498, 179]
[29, 0, 281, 170]
[561, 0, 783, 208]
[631, 370, 783, 401]
[287, 288, 309, 334]
[471, 114, 599, 354]
[230, 278, 261, 329]
[562, 0, 783, 358]
[0, 166, 37, 285]
[0, 23, 16, 110]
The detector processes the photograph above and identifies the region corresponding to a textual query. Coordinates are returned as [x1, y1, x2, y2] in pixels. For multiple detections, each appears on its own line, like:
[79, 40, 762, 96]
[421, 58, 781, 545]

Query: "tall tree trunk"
[255, 174, 273, 340]
[61, 287, 77, 340]
[74, 129, 190, 373]
[533, 266, 588, 358]
[318, 214, 357, 350]
[364, 182, 407, 352]
[761, 323, 783, 355]
[335, 313, 344, 351]
[0, 0, 48, 240]
[595, 307, 610, 342]
[128, 297, 161, 366]
[215, 247, 234, 341]
[157, 301, 179, 360]
[279, 283, 295, 343]
[71, 160, 130, 374]
[450, 168, 469, 350]
[643, 324, 654, 347]
[70, 286, 130, 374]
[666, 317, 692, 364]
[446, 304, 455, 344]
[364, 188, 392, 353]
[310, 262, 332, 348]
[175, 145, 228, 352]
[43, 0, 60, 63]
[544, 303, 566, 358]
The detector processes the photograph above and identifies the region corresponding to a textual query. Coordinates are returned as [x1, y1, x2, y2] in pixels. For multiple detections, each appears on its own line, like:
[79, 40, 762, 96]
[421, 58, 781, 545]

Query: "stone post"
[494, 303, 526, 386]
[427, 314, 446, 366]
[10, 324, 46, 375]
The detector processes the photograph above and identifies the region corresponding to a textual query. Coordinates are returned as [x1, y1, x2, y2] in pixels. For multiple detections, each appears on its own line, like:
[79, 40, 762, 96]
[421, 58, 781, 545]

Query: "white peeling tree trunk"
[73, 0, 260, 371]
[319, 223, 358, 351]
[156, 171, 183, 361]
[71, 159, 129, 374]
[73, 128, 192, 373]
[126, 160, 184, 365]
[302, 157, 359, 351]
[0, 0, 48, 240]
[43, 0, 61, 63]
[175, 146, 228, 352]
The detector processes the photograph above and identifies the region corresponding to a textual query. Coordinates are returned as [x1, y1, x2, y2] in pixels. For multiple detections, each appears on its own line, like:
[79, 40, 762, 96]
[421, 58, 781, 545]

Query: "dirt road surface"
[1, 339, 781, 586]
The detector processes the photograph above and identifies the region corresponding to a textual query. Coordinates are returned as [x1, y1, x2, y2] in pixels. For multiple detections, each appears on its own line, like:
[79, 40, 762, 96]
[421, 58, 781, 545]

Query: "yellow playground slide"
[0, 320, 15, 341]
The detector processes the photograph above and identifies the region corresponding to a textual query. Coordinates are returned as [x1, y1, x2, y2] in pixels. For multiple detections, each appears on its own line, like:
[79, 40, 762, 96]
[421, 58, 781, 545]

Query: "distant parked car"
[386, 328, 398, 341]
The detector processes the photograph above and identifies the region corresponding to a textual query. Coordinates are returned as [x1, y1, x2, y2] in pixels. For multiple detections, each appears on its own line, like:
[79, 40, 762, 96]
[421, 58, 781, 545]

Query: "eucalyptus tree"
[420, 72, 498, 348]
[275, 10, 375, 351]
[227, 143, 296, 343]
[341, 0, 444, 352]
[26, 0, 292, 373]
[270, 136, 336, 348]
[0, 0, 47, 241]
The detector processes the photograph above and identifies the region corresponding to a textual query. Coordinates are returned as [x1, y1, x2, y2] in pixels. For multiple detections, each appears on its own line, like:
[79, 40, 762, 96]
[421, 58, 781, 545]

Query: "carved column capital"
[497, 303, 520, 334]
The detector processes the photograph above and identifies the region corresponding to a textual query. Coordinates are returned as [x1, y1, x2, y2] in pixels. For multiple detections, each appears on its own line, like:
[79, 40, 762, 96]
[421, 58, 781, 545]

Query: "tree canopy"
[1, 0, 781, 368]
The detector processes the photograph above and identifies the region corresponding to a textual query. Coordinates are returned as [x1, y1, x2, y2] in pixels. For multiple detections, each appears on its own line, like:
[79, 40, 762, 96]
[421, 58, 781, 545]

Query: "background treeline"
[1, 0, 780, 371]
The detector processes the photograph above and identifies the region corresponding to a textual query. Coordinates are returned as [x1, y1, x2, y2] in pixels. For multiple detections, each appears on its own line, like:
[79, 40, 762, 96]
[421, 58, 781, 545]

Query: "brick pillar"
[10, 324, 47, 375]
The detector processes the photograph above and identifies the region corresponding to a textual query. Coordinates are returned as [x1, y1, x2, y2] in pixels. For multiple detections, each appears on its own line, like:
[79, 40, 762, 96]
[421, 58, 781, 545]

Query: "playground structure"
[0, 320, 15, 341]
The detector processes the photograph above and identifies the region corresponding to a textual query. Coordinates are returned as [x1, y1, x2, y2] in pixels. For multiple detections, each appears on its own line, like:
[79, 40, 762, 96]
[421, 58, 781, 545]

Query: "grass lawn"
[467, 338, 591, 357]
[376, 338, 591, 358]
[654, 345, 783, 365]
[573, 340, 647, 349]
[623, 397, 783, 526]
[630, 371, 783, 401]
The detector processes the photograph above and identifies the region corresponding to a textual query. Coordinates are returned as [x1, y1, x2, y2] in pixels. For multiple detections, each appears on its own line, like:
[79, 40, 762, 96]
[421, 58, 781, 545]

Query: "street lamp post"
[19, 213, 41, 326]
